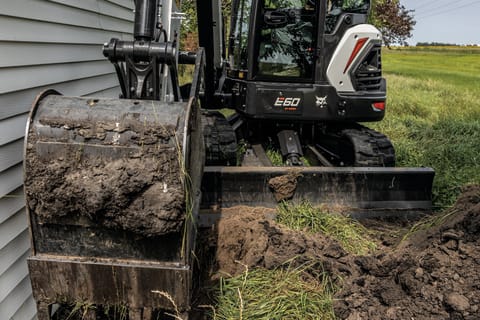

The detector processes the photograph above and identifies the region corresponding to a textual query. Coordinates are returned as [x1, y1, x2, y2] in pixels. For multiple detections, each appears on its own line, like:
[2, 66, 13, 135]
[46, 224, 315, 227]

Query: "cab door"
[254, 0, 318, 81]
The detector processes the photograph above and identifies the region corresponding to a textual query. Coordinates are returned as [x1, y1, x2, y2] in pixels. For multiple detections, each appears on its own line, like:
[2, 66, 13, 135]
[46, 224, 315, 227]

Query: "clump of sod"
[276, 202, 376, 255]
[211, 263, 337, 320]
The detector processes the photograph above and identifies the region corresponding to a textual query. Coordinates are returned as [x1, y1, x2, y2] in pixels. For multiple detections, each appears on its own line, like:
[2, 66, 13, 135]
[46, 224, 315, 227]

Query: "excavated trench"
[204, 185, 480, 320]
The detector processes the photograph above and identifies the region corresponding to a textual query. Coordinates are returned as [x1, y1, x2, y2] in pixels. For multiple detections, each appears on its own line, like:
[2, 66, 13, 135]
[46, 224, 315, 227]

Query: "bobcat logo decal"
[315, 95, 328, 108]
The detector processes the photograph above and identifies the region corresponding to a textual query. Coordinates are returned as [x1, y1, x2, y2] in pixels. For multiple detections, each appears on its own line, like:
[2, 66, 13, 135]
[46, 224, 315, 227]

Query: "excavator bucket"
[23, 52, 205, 319]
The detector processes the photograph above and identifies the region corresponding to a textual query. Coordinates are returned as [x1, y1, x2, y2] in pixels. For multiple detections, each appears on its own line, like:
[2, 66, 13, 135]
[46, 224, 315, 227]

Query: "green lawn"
[383, 47, 480, 90]
[369, 47, 480, 208]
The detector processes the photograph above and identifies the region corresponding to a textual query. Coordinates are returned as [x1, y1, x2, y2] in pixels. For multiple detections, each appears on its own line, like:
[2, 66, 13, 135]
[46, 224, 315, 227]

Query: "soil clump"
[211, 185, 480, 319]
[268, 171, 301, 202]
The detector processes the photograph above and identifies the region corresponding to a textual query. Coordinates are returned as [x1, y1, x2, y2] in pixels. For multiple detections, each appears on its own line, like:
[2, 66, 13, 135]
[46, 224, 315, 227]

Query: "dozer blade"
[24, 86, 204, 318]
[200, 166, 434, 224]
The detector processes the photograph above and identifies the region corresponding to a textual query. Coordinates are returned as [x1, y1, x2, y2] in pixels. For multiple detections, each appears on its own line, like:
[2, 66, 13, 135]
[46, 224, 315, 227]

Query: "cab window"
[231, 0, 253, 70]
[326, 0, 370, 33]
[256, 0, 317, 79]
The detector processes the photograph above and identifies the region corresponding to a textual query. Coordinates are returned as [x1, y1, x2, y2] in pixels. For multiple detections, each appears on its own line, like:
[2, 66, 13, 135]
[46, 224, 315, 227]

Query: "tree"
[180, 0, 232, 50]
[370, 0, 416, 47]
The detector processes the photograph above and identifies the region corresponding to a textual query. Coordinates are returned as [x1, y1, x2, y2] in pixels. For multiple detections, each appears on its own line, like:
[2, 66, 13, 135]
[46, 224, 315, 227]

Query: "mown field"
[371, 46, 480, 208]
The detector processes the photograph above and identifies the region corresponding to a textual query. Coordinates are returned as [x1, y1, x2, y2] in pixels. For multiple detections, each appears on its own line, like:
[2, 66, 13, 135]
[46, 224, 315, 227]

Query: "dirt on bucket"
[25, 117, 186, 237]
[210, 185, 480, 319]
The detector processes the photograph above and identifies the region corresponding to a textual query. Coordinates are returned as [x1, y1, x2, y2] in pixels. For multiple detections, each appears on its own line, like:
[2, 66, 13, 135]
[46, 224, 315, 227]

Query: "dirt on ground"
[211, 185, 480, 320]
[215, 206, 351, 279]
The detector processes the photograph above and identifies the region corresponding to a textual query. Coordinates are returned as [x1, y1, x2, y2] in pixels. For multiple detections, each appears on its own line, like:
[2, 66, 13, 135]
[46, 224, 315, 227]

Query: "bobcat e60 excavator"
[23, 0, 434, 318]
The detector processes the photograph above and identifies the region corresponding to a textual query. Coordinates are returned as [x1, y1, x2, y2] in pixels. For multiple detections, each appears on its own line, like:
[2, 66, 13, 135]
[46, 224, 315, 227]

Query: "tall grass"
[212, 263, 337, 320]
[369, 48, 480, 208]
[383, 48, 480, 90]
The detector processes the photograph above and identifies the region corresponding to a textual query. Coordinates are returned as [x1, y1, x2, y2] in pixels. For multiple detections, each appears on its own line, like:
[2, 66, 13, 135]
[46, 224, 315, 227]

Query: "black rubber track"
[339, 125, 396, 167]
[201, 111, 237, 166]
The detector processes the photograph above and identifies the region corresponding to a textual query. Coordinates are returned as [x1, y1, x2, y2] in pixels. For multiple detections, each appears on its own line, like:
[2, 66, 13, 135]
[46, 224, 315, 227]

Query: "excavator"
[23, 0, 434, 318]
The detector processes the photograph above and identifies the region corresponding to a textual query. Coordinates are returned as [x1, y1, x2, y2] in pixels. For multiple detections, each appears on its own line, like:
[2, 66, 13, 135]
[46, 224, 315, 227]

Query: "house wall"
[0, 1, 133, 318]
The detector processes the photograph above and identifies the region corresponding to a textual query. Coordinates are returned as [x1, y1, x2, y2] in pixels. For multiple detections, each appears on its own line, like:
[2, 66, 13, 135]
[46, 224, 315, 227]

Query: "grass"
[212, 263, 337, 320]
[368, 47, 480, 208]
[178, 64, 195, 86]
[266, 148, 312, 166]
[276, 202, 377, 255]
[382, 47, 480, 90]
[266, 148, 284, 166]
[401, 208, 460, 242]
[66, 302, 93, 320]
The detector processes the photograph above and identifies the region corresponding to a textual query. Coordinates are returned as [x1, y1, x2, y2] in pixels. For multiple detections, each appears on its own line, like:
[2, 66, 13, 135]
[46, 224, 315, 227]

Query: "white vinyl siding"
[0, 1, 134, 319]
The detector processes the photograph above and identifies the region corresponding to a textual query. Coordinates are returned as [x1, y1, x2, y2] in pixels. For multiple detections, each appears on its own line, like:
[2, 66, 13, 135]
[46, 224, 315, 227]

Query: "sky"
[400, 0, 480, 45]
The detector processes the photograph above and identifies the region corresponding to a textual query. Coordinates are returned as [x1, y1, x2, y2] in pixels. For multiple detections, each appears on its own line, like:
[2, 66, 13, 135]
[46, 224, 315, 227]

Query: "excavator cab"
[221, 0, 389, 166]
[226, 0, 383, 119]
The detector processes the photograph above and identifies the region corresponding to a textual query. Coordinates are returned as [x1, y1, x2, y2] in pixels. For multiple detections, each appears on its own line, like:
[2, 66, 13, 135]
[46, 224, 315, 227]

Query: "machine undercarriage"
[203, 114, 396, 168]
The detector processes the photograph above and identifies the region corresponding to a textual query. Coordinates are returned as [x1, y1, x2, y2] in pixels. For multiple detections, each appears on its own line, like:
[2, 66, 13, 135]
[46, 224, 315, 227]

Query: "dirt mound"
[215, 207, 355, 279]
[336, 185, 480, 320]
[212, 186, 480, 319]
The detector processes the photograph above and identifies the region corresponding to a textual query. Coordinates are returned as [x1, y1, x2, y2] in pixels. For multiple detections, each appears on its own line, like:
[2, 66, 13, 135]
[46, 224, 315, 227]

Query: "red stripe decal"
[343, 37, 369, 74]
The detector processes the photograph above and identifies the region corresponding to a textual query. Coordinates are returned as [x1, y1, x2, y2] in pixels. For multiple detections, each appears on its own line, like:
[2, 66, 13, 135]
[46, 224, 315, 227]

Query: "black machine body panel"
[232, 79, 386, 122]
